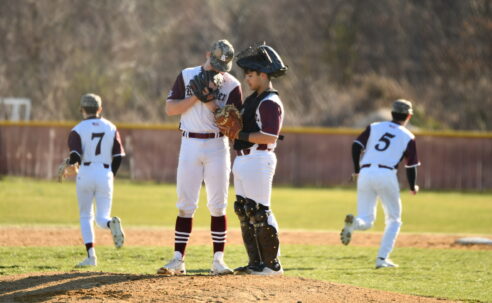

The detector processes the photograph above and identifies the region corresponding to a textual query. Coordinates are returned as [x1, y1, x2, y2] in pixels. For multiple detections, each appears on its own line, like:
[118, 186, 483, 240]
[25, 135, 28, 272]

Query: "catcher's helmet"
[236, 43, 288, 78]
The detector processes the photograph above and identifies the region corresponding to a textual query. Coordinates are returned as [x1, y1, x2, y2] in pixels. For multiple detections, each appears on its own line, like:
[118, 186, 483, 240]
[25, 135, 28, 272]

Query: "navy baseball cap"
[210, 40, 234, 72]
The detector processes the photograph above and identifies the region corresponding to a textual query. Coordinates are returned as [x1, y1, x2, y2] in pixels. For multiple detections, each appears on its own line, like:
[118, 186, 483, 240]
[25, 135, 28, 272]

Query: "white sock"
[174, 251, 183, 260]
[214, 251, 224, 261]
[88, 247, 96, 258]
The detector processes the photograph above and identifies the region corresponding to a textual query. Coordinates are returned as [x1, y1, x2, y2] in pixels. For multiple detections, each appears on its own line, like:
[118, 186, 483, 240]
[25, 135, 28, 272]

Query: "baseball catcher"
[57, 157, 79, 182]
[189, 70, 224, 103]
[214, 104, 242, 139]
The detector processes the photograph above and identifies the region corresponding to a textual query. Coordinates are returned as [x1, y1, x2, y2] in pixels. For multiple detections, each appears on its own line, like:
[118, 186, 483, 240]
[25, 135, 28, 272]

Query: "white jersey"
[167, 66, 242, 133]
[356, 121, 419, 169]
[71, 117, 125, 165]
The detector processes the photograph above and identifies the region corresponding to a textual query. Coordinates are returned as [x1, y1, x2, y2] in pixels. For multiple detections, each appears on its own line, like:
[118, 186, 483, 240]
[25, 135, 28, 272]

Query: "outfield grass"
[0, 245, 491, 302]
[1, 177, 491, 233]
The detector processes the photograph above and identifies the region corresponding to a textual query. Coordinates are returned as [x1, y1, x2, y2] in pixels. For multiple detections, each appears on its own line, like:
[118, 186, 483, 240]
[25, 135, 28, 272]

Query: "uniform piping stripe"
[175, 231, 191, 236]
[212, 236, 227, 240]
[175, 240, 189, 244]
[70, 150, 81, 157]
[354, 140, 365, 148]
[211, 231, 227, 236]
[212, 240, 227, 243]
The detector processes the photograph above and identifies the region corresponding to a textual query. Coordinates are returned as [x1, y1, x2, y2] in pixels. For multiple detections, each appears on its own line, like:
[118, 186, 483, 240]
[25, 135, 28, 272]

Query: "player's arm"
[67, 130, 82, 165]
[352, 126, 370, 176]
[234, 100, 280, 145]
[404, 139, 420, 195]
[165, 72, 200, 116]
[111, 130, 125, 176]
[166, 96, 200, 116]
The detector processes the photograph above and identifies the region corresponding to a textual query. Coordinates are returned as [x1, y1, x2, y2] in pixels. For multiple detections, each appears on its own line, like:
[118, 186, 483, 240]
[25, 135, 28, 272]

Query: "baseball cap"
[392, 99, 413, 115]
[80, 93, 102, 109]
[210, 39, 234, 72]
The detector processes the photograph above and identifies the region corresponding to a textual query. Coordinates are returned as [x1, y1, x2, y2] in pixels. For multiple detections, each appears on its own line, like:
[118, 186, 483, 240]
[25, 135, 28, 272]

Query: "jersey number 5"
[91, 132, 105, 155]
[375, 133, 395, 151]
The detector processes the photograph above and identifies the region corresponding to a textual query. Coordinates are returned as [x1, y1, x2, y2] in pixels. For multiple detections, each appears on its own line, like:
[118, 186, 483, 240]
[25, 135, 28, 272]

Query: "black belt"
[182, 131, 223, 139]
[83, 162, 110, 169]
[360, 164, 395, 170]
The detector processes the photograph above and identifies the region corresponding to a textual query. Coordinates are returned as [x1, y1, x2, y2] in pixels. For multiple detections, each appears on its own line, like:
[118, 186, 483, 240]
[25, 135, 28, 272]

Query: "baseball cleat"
[340, 214, 354, 245]
[210, 258, 233, 275]
[249, 266, 284, 276]
[375, 258, 399, 269]
[75, 256, 97, 267]
[109, 217, 125, 249]
[157, 257, 186, 275]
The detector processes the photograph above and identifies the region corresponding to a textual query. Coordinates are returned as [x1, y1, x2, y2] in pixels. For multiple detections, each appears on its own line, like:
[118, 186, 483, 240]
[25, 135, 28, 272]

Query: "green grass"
[0, 245, 491, 302]
[1, 176, 491, 233]
[1, 176, 492, 302]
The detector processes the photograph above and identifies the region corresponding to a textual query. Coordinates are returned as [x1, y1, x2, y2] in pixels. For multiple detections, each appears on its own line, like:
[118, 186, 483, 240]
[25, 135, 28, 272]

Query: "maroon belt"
[182, 131, 223, 139]
[83, 162, 110, 169]
[236, 146, 272, 156]
[360, 164, 395, 170]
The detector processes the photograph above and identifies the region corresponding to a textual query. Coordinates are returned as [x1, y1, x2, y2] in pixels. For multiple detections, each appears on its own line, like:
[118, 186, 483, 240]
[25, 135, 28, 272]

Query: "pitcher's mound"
[0, 272, 456, 302]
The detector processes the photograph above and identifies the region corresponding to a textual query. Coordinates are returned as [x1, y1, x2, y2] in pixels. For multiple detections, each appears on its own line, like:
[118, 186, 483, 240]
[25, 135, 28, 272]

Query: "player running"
[157, 39, 242, 275]
[66, 93, 126, 267]
[340, 99, 420, 268]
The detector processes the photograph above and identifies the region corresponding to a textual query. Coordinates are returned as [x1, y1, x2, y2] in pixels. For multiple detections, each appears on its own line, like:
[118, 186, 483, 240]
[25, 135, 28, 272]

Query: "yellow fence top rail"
[1, 121, 491, 138]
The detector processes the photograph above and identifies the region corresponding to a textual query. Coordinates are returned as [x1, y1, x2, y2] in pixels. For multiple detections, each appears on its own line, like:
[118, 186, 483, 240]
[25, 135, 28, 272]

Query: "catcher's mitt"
[189, 70, 224, 103]
[214, 104, 242, 139]
[57, 157, 79, 182]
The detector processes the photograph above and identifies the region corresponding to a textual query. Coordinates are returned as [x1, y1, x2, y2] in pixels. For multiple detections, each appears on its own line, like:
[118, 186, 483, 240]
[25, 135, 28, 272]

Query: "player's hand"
[410, 185, 419, 195]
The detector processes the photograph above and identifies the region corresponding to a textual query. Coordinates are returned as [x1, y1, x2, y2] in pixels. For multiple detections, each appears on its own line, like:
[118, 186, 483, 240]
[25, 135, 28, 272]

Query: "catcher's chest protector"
[234, 90, 279, 150]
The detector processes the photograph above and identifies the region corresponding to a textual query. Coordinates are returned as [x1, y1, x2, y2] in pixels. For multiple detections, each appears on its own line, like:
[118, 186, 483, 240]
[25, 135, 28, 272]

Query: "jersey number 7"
[91, 132, 105, 155]
[375, 133, 395, 151]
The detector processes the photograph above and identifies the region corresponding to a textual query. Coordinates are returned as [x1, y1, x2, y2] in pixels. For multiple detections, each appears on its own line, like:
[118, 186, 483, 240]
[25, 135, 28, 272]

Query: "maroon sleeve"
[354, 126, 371, 148]
[259, 100, 282, 136]
[167, 72, 186, 100]
[404, 139, 419, 167]
[112, 130, 125, 156]
[225, 85, 243, 108]
[68, 131, 82, 156]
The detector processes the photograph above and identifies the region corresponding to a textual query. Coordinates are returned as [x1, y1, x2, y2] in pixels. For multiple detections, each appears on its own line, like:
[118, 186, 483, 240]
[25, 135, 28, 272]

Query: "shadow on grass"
[0, 272, 156, 302]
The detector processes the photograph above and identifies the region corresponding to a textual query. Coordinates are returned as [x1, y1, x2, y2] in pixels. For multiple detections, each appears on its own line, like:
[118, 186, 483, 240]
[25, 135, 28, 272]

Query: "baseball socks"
[210, 216, 232, 275]
[174, 216, 193, 260]
[76, 243, 97, 267]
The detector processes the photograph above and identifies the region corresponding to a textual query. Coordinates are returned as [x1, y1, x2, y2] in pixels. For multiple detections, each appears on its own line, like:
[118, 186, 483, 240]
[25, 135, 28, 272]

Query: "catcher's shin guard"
[245, 199, 281, 272]
[234, 196, 262, 270]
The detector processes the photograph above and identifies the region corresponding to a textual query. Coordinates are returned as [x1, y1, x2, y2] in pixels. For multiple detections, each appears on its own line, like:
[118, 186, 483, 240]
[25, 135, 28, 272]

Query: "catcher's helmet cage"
[236, 43, 288, 78]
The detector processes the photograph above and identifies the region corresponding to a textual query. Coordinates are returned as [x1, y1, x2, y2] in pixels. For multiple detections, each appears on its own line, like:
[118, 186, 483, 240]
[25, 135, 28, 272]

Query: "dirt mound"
[1, 227, 490, 250]
[0, 272, 457, 303]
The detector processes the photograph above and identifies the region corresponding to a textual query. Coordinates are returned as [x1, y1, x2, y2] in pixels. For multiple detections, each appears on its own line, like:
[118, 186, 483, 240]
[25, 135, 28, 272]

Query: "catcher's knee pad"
[246, 199, 281, 271]
[234, 195, 248, 222]
[234, 196, 261, 267]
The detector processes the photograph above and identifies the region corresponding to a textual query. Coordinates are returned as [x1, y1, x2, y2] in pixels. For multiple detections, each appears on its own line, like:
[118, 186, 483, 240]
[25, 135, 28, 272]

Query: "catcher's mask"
[236, 43, 288, 78]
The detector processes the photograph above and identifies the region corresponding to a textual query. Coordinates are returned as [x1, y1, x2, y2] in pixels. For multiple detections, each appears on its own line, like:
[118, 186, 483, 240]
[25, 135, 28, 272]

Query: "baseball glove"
[189, 70, 224, 103]
[214, 104, 242, 139]
[57, 157, 79, 182]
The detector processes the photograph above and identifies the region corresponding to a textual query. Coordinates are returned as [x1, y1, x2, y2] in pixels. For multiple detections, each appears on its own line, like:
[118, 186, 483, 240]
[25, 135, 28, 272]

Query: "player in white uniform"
[340, 99, 420, 268]
[225, 43, 288, 276]
[157, 40, 242, 275]
[67, 93, 126, 267]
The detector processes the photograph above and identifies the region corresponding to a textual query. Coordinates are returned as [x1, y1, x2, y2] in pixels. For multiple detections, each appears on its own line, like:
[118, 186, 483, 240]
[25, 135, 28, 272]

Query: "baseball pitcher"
[340, 99, 420, 268]
[218, 43, 288, 276]
[157, 40, 242, 275]
[61, 93, 125, 267]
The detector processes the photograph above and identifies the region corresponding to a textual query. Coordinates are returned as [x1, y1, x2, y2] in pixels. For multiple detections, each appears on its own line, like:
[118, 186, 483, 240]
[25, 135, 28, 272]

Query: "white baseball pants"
[232, 150, 279, 230]
[354, 166, 402, 259]
[76, 164, 113, 244]
[176, 136, 230, 217]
